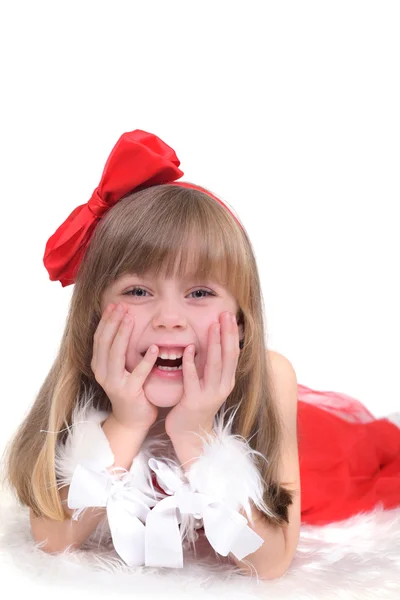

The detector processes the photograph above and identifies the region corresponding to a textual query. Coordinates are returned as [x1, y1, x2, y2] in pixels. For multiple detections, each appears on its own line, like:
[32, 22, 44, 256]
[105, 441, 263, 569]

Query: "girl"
[2, 130, 400, 580]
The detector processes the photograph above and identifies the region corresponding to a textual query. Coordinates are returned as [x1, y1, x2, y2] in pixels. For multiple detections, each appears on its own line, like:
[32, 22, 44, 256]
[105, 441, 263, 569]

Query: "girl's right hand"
[91, 302, 159, 431]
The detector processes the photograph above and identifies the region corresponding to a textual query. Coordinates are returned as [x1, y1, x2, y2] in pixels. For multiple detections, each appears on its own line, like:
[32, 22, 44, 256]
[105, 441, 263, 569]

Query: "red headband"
[43, 129, 243, 287]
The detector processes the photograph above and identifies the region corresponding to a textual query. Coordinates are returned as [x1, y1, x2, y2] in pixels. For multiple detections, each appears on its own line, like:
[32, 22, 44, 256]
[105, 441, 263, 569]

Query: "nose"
[151, 303, 188, 330]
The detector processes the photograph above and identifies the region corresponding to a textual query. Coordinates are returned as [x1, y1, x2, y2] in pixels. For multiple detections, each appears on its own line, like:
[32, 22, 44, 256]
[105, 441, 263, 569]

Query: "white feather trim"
[146, 404, 275, 555]
[54, 394, 167, 523]
[53, 393, 271, 564]
[185, 404, 276, 525]
[54, 403, 112, 488]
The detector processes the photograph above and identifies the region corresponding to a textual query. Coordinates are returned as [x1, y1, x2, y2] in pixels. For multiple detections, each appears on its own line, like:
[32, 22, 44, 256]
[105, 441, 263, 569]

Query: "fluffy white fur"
[185, 404, 275, 525]
[1, 488, 399, 599]
[1, 409, 399, 595]
[53, 395, 167, 543]
[55, 395, 169, 493]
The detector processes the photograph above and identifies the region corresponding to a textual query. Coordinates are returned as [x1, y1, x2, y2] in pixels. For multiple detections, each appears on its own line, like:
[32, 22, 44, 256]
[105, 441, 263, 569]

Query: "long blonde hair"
[1, 184, 294, 525]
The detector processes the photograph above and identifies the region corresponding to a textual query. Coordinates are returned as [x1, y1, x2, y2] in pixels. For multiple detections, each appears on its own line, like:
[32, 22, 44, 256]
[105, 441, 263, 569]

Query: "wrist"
[166, 415, 214, 440]
[169, 428, 215, 472]
[102, 413, 150, 473]
[109, 411, 153, 435]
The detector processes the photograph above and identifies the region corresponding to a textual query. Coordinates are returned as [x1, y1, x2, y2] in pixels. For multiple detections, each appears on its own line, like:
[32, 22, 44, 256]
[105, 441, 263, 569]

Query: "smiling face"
[100, 269, 242, 411]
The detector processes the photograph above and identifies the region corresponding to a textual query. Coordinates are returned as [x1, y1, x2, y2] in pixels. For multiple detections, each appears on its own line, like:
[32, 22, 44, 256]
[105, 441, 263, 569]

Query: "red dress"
[298, 383, 400, 525]
[151, 384, 400, 528]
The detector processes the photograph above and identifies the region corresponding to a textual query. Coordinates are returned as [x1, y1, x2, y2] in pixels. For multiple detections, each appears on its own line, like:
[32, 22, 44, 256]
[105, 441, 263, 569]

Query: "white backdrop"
[1, 0, 399, 555]
[1, 0, 399, 594]
[1, 0, 399, 453]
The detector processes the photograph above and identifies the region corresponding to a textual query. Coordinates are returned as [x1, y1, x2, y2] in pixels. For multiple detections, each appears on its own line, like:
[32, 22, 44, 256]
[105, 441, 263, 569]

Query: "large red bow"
[43, 129, 241, 287]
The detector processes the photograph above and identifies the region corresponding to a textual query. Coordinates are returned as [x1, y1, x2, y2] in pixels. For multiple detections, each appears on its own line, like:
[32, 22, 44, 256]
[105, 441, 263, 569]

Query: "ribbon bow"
[43, 130, 183, 287]
[43, 129, 243, 288]
[145, 458, 265, 568]
[68, 460, 158, 567]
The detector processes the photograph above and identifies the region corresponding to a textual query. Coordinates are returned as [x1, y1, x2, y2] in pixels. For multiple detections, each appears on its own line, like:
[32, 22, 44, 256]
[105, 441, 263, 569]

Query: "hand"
[165, 311, 240, 440]
[91, 302, 160, 431]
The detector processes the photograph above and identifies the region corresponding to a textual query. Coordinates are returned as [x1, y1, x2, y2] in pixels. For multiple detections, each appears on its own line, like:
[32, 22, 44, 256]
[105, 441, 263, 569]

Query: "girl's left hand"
[165, 311, 240, 440]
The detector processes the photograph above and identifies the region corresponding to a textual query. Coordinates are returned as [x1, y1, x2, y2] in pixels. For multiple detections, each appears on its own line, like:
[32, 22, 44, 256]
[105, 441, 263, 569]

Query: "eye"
[122, 286, 149, 298]
[122, 287, 216, 299]
[188, 289, 216, 299]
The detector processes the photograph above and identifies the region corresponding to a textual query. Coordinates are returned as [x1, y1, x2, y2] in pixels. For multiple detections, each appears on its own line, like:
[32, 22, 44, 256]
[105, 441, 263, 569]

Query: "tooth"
[159, 349, 184, 360]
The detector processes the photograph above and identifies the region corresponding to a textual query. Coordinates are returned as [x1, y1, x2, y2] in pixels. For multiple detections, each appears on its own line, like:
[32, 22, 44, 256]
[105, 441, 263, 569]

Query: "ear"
[237, 309, 245, 349]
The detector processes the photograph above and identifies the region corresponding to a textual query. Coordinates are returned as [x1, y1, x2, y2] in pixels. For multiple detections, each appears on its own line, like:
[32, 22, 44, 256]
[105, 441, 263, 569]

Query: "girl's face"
[100, 271, 242, 410]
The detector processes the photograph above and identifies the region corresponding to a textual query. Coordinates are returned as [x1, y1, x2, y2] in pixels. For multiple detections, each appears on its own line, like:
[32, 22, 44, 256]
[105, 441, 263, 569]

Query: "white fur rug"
[1, 484, 399, 600]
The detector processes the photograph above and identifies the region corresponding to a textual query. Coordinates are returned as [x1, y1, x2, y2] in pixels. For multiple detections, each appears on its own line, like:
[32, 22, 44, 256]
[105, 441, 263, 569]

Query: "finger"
[203, 322, 222, 391]
[220, 312, 240, 393]
[92, 303, 115, 371]
[128, 345, 159, 392]
[95, 304, 126, 382]
[108, 312, 136, 383]
[182, 343, 201, 398]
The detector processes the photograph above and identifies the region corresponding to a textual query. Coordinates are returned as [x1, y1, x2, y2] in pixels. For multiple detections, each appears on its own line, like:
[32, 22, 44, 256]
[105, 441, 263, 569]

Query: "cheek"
[196, 319, 212, 347]
[124, 329, 141, 366]
[196, 318, 219, 358]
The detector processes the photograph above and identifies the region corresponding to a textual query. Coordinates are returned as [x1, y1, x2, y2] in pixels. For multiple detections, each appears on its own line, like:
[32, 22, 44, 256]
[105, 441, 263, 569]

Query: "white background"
[0, 0, 399, 591]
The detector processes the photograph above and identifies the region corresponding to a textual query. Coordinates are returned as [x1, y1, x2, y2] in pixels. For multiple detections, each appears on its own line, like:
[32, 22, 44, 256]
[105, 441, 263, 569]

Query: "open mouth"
[140, 349, 197, 368]
[155, 356, 183, 368]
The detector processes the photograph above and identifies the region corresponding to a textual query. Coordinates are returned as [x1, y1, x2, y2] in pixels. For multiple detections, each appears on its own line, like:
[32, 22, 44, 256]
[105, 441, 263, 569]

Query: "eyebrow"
[117, 273, 216, 285]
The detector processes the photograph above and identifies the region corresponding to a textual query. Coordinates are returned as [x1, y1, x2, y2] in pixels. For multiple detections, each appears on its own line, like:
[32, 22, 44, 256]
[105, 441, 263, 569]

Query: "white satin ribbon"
[68, 461, 158, 566]
[145, 458, 265, 568]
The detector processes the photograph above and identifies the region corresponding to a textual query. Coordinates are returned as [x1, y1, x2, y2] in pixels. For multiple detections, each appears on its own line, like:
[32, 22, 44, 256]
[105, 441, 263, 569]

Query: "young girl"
[2, 129, 400, 580]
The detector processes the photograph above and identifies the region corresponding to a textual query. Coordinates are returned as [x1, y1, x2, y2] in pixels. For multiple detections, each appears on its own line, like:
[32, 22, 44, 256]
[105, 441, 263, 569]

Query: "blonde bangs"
[90, 184, 250, 304]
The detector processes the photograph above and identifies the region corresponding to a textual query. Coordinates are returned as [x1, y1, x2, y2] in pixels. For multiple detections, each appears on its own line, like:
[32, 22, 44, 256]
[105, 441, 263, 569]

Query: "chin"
[143, 383, 181, 408]
[148, 397, 180, 408]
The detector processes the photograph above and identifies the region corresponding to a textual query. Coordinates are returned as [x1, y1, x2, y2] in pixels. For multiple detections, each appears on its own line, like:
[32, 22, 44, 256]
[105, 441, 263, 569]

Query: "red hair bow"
[43, 129, 241, 287]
